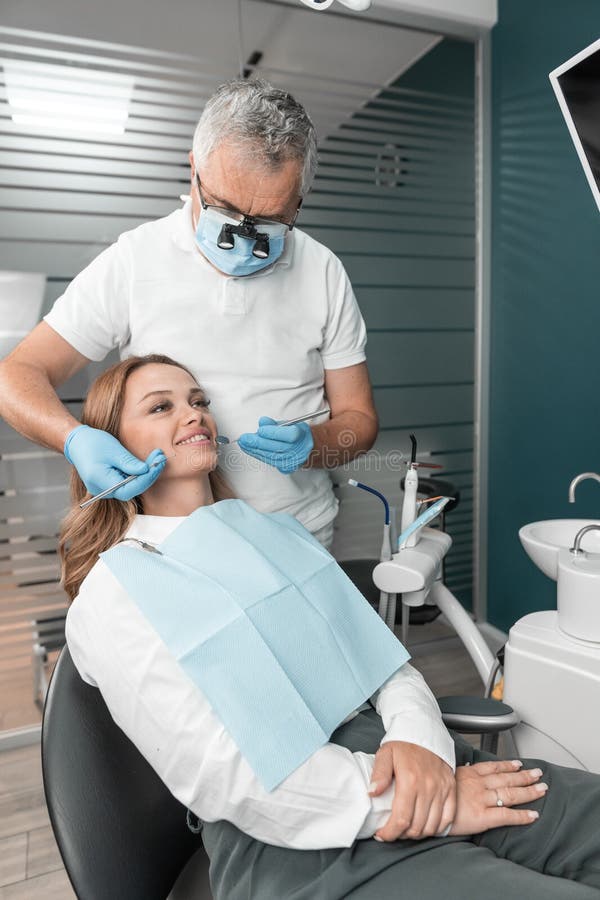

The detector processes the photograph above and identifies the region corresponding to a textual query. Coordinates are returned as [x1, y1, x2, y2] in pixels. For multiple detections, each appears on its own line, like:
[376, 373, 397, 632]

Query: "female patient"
[62, 354, 600, 900]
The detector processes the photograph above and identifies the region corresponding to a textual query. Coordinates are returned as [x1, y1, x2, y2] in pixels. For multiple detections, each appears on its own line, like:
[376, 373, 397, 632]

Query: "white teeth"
[177, 434, 210, 446]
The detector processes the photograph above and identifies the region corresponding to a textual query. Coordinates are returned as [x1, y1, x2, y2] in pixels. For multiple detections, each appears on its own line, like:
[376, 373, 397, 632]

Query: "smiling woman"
[58, 353, 234, 602]
[117, 363, 219, 511]
[58, 357, 600, 900]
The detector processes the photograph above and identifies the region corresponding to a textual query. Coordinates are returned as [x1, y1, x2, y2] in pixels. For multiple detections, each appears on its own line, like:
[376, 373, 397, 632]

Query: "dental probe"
[216, 406, 331, 446]
[79, 454, 176, 509]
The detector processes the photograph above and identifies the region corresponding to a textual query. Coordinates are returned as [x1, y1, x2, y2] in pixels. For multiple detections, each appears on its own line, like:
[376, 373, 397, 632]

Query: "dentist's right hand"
[64, 424, 166, 500]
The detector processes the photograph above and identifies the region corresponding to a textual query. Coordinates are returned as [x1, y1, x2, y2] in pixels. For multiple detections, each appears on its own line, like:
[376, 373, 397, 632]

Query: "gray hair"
[192, 79, 317, 196]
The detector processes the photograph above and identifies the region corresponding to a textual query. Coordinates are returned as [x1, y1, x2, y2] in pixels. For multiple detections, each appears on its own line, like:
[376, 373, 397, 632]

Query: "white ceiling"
[1, 0, 441, 131]
[236, 2, 441, 139]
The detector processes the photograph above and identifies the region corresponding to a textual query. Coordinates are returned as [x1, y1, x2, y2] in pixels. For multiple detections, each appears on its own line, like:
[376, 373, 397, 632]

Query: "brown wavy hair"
[59, 353, 234, 602]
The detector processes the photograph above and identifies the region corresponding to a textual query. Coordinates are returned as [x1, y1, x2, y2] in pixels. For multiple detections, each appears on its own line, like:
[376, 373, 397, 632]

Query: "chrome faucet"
[571, 523, 600, 555]
[568, 472, 600, 503]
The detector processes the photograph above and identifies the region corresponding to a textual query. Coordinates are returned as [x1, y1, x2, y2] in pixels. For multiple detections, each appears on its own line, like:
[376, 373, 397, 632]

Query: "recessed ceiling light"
[4, 60, 134, 136]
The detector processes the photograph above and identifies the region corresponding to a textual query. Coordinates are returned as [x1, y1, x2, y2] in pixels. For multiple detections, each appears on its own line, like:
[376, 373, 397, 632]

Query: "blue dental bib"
[101, 500, 409, 791]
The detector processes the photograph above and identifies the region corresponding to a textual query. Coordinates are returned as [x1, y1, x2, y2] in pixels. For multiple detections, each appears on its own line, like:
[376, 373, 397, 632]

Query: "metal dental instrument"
[216, 406, 331, 447]
[79, 454, 175, 510]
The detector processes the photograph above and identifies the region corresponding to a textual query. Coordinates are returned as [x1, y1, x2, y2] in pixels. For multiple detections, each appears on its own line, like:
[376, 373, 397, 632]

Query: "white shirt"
[65, 514, 455, 851]
[44, 202, 367, 534]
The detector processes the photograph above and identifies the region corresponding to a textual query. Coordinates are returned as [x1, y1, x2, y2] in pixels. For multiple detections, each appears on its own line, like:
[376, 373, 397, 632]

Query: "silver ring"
[495, 790, 503, 808]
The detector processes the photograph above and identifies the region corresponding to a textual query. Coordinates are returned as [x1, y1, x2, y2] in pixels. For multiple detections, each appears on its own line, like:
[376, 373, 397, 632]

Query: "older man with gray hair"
[0, 79, 378, 545]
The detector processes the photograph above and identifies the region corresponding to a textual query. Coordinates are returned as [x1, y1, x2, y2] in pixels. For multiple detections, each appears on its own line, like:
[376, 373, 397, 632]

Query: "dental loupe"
[217, 220, 270, 259]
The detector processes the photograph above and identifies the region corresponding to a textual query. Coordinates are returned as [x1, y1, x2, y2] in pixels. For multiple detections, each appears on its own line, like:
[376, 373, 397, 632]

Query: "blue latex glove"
[237, 416, 314, 474]
[64, 424, 166, 500]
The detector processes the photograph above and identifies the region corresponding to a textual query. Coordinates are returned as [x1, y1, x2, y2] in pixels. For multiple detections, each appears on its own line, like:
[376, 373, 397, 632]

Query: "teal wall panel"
[489, 0, 600, 632]
[398, 38, 475, 99]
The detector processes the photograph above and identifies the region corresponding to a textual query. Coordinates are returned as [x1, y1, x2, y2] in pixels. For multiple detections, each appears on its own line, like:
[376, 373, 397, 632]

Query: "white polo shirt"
[45, 201, 367, 532]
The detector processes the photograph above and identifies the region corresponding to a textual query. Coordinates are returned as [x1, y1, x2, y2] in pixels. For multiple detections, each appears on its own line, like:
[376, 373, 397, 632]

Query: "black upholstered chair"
[41, 646, 212, 900]
[41, 647, 517, 899]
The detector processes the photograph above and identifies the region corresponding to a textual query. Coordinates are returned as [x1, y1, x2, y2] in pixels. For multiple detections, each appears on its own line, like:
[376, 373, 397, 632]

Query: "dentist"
[0, 79, 377, 546]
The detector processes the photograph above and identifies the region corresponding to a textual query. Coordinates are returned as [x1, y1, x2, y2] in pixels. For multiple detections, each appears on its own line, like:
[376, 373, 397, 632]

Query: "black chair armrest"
[438, 695, 519, 734]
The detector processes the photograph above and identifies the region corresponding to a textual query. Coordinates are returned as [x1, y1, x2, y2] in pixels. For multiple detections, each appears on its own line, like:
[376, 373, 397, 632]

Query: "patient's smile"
[118, 365, 218, 490]
[176, 431, 212, 446]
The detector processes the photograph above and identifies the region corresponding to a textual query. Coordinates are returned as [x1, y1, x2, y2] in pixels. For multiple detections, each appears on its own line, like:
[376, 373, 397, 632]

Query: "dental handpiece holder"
[373, 496, 498, 687]
[349, 446, 495, 685]
[373, 507, 452, 606]
[375, 433, 451, 605]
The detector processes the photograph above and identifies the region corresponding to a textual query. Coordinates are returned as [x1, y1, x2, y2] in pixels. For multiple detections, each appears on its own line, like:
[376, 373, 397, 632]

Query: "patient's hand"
[448, 759, 546, 836]
[369, 741, 456, 841]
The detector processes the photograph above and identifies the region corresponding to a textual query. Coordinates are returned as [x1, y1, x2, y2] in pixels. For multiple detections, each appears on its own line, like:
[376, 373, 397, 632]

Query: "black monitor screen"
[551, 39, 600, 211]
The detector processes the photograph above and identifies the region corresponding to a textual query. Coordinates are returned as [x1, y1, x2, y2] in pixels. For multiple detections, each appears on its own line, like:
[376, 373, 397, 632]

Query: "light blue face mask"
[194, 205, 287, 277]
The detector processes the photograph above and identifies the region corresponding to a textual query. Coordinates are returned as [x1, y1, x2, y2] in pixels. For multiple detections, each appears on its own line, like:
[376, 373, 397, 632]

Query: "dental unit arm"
[352, 434, 495, 685]
[375, 497, 453, 647]
[349, 434, 515, 745]
[349, 467, 516, 744]
[350, 435, 450, 629]
[379, 433, 448, 626]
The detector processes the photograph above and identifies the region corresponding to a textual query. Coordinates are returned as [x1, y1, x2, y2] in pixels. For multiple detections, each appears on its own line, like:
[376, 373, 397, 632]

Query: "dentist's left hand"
[64, 424, 166, 500]
[369, 740, 456, 841]
[238, 416, 314, 474]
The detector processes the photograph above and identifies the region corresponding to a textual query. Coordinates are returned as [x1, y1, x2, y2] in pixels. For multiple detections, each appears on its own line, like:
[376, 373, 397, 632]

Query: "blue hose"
[348, 479, 390, 525]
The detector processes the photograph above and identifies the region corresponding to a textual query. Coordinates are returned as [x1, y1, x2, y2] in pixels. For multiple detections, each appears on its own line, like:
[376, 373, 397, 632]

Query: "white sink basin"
[519, 519, 600, 580]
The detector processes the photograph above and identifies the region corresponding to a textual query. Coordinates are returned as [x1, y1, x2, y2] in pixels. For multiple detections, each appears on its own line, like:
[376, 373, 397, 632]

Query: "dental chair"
[41, 645, 213, 900]
[42, 647, 518, 900]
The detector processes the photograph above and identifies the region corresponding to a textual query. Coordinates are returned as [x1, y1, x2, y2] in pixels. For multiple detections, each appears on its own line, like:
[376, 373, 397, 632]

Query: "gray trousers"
[201, 709, 600, 899]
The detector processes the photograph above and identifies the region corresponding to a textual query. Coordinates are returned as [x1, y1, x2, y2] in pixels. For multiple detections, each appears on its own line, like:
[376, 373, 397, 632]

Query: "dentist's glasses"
[195, 174, 301, 258]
